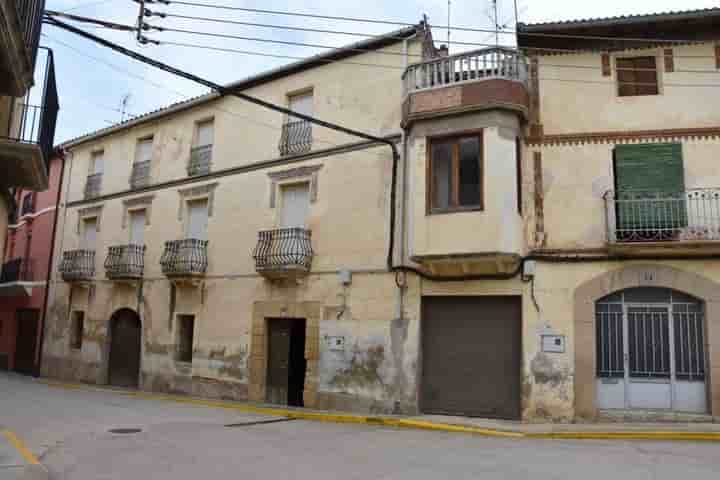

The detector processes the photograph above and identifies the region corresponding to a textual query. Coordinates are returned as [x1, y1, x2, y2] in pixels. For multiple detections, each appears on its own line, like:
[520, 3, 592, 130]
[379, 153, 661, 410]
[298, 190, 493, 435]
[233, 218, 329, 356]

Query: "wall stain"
[329, 345, 385, 390]
[530, 353, 568, 387]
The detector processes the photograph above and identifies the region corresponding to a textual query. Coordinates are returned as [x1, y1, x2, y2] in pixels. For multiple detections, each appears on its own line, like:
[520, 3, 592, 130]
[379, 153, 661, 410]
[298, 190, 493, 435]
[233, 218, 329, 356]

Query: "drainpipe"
[36, 149, 68, 377]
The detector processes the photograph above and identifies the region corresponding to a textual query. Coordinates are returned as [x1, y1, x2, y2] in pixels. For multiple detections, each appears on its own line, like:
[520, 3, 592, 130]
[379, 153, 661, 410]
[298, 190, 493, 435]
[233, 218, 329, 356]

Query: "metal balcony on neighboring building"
[187, 145, 212, 176]
[605, 189, 720, 256]
[160, 239, 208, 278]
[0, 0, 45, 96]
[279, 120, 312, 156]
[0, 257, 35, 297]
[253, 228, 313, 280]
[130, 160, 151, 189]
[59, 249, 95, 282]
[105, 244, 146, 281]
[84, 173, 102, 199]
[402, 47, 529, 125]
[0, 48, 58, 190]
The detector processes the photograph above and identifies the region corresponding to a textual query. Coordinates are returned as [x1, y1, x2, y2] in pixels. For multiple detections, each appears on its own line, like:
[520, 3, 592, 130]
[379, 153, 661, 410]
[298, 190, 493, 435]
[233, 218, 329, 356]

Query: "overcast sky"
[43, 0, 719, 143]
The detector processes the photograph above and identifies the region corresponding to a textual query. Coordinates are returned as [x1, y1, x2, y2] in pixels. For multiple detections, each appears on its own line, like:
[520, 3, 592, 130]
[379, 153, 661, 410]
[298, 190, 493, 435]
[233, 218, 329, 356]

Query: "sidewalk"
[0, 430, 47, 480]
[41, 378, 720, 442]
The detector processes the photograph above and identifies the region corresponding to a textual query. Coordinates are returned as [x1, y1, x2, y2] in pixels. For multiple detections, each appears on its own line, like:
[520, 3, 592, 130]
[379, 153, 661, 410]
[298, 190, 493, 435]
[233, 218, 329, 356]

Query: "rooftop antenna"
[120, 93, 132, 122]
[493, 0, 499, 47]
[447, 0, 451, 49]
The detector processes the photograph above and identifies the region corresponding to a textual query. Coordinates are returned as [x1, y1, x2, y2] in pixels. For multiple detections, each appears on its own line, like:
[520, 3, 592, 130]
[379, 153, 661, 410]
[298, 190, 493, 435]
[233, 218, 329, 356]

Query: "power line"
[158, 41, 404, 69]
[161, 0, 711, 44]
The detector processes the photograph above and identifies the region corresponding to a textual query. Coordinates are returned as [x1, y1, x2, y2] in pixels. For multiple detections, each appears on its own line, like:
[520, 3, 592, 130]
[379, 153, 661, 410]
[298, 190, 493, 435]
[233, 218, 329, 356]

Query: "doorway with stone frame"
[249, 301, 320, 408]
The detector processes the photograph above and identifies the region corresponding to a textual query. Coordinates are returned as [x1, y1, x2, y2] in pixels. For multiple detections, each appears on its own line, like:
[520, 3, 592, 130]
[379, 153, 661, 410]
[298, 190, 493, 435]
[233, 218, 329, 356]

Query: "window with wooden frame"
[616, 56, 659, 97]
[427, 133, 483, 213]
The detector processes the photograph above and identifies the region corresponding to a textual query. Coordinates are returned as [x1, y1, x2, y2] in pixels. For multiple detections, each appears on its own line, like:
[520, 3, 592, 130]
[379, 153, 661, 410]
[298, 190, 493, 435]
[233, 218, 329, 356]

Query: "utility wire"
[161, 0, 711, 44]
[44, 10, 137, 31]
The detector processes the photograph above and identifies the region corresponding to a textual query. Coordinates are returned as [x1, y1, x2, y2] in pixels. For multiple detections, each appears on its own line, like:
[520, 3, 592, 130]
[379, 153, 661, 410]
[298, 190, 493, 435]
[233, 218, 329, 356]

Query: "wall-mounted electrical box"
[541, 334, 566, 353]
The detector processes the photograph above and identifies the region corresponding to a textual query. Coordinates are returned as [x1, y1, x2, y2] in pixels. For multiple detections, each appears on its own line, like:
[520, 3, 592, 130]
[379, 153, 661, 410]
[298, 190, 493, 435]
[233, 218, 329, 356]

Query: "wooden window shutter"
[663, 48, 674, 72]
[614, 143, 685, 231]
[601, 54, 611, 76]
[634, 57, 659, 95]
[616, 58, 636, 96]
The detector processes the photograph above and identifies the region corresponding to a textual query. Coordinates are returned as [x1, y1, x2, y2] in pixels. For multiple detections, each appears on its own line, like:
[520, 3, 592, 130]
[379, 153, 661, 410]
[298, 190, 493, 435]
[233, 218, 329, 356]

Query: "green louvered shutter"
[614, 143, 686, 238]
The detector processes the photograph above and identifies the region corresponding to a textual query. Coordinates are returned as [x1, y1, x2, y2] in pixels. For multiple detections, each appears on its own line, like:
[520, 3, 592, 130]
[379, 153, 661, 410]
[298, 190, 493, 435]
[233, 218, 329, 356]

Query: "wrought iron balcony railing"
[1, 49, 59, 169]
[403, 47, 528, 95]
[0, 257, 34, 284]
[105, 244, 146, 280]
[59, 250, 95, 282]
[187, 145, 212, 176]
[605, 189, 720, 243]
[160, 239, 209, 277]
[130, 160, 151, 189]
[20, 192, 35, 216]
[279, 120, 312, 156]
[253, 228, 313, 279]
[84, 173, 102, 199]
[15, 0, 46, 68]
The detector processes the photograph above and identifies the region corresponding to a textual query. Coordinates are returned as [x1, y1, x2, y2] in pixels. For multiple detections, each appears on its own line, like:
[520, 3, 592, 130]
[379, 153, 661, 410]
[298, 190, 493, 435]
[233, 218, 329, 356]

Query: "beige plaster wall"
[537, 43, 719, 134]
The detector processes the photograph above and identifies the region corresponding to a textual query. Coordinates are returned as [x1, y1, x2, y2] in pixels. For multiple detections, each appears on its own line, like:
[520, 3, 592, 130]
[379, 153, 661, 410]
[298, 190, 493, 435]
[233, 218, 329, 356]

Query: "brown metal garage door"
[421, 296, 521, 419]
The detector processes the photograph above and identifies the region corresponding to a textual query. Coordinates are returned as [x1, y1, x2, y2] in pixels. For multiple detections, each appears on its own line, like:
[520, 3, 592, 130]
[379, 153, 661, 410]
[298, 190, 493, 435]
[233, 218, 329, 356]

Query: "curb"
[40, 379, 720, 442]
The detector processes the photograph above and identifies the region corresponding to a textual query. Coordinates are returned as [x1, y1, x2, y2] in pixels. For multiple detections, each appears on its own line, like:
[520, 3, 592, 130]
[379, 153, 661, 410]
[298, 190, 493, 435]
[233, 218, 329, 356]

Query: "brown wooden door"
[267, 319, 292, 405]
[421, 296, 522, 419]
[108, 310, 141, 388]
[14, 309, 39, 376]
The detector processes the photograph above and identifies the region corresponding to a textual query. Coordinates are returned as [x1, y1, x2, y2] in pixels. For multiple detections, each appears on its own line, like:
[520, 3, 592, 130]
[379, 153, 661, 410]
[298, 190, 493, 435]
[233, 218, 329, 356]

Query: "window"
[186, 199, 209, 241]
[616, 56, 659, 97]
[90, 150, 104, 175]
[280, 182, 310, 228]
[85, 151, 104, 199]
[176, 314, 195, 363]
[189, 120, 213, 176]
[70, 311, 84, 350]
[280, 91, 313, 156]
[428, 133, 483, 213]
[289, 91, 313, 117]
[135, 137, 153, 164]
[129, 209, 146, 245]
[20, 192, 34, 216]
[131, 137, 153, 188]
[81, 217, 98, 250]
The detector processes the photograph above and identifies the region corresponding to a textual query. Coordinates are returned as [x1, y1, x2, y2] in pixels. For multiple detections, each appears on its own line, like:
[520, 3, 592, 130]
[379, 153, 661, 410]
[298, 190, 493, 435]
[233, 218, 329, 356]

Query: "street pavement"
[1, 373, 719, 480]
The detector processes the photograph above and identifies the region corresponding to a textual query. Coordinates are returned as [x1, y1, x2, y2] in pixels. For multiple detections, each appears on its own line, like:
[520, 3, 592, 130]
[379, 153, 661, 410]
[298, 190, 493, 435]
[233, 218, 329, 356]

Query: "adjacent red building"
[0, 153, 63, 375]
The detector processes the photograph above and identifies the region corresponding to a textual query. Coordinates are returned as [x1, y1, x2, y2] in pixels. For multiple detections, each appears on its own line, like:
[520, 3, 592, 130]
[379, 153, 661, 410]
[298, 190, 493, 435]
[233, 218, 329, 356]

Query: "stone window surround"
[176, 182, 219, 222]
[573, 264, 720, 420]
[121, 194, 155, 229]
[249, 301, 321, 408]
[268, 165, 323, 208]
[76, 205, 103, 234]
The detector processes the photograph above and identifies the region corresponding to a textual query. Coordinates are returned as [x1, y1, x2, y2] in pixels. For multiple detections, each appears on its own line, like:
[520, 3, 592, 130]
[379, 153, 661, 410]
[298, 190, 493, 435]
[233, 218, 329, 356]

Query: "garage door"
[421, 296, 521, 419]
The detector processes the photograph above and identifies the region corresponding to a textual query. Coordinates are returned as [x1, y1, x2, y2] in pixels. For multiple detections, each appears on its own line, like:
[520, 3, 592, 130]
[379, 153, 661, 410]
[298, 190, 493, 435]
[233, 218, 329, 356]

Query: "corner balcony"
[0, 0, 44, 96]
[0, 50, 58, 190]
[160, 239, 208, 279]
[59, 250, 95, 283]
[0, 257, 35, 297]
[253, 228, 313, 280]
[402, 47, 529, 126]
[605, 189, 720, 256]
[105, 244, 145, 281]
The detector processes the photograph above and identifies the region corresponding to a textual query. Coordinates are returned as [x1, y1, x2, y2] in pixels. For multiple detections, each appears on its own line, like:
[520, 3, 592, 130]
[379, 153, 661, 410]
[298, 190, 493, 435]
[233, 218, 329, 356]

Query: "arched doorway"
[108, 308, 141, 388]
[595, 287, 707, 413]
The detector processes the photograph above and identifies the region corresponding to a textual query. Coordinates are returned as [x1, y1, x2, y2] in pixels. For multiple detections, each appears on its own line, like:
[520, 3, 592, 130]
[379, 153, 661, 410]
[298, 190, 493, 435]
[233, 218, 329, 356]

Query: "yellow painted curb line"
[2, 429, 41, 465]
[40, 380, 720, 442]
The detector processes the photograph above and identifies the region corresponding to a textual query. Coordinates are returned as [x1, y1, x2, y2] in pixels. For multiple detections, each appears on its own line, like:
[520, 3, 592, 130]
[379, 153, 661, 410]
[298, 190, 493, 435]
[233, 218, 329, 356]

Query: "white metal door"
[129, 210, 146, 245]
[280, 183, 310, 228]
[186, 200, 208, 240]
[82, 217, 97, 250]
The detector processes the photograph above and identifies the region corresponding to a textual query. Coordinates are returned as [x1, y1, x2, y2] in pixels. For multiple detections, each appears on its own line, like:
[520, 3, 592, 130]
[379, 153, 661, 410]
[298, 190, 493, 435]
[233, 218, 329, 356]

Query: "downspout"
[36, 149, 69, 377]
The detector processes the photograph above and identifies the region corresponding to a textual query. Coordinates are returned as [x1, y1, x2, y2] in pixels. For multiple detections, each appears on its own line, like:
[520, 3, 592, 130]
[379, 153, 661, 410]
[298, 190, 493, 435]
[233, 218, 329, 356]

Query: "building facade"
[43, 9, 720, 422]
[0, 154, 63, 374]
[0, 1, 59, 374]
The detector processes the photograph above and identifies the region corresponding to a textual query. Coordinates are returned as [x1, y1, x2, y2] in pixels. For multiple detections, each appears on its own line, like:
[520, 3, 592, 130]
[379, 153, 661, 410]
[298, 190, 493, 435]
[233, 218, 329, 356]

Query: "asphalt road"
[1, 373, 719, 480]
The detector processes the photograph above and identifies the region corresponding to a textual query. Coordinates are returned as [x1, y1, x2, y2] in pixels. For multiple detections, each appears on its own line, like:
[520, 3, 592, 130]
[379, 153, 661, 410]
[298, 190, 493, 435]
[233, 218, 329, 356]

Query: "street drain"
[225, 418, 296, 427]
[108, 428, 143, 434]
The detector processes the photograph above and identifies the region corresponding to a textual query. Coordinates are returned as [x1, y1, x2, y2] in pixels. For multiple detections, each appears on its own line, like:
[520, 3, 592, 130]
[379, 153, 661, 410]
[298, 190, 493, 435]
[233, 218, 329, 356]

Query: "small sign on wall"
[541, 335, 566, 354]
[324, 335, 346, 352]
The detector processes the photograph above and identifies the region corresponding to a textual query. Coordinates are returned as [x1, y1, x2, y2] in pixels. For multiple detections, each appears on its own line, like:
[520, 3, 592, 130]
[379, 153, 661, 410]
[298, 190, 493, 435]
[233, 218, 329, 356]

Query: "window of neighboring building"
[135, 137, 153, 164]
[616, 56, 659, 97]
[91, 150, 104, 175]
[176, 314, 195, 363]
[131, 137, 153, 188]
[189, 120, 214, 176]
[70, 311, 84, 350]
[281, 91, 313, 156]
[428, 133, 483, 213]
[185, 199, 209, 241]
[81, 217, 98, 250]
